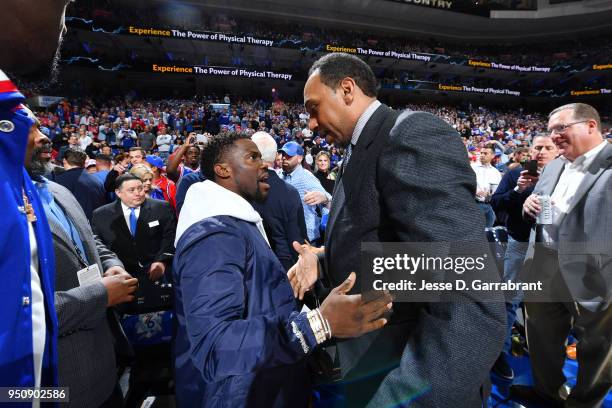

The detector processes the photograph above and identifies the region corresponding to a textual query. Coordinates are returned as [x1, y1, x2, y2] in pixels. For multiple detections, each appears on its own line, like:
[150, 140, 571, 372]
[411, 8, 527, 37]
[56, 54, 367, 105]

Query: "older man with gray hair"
[251, 131, 307, 270]
[513, 103, 612, 407]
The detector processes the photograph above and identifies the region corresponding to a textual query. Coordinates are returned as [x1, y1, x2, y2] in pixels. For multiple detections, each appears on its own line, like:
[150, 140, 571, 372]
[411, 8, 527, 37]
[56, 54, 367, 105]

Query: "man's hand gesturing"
[287, 241, 319, 300]
[319, 272, 392, 338]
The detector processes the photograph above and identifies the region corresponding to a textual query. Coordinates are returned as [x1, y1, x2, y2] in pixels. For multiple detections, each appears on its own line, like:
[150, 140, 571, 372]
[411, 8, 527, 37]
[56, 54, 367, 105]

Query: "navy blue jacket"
[54, 168, 107, 219]
[175, 170, 205, 214]
[173, 216, 315, 408]
[490, 166, 533, 241]
[252, 169, 307, 271]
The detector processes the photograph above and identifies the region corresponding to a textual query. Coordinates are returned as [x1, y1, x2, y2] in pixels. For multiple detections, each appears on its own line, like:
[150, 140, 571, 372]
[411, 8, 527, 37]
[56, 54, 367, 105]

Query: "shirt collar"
[474, 161, 493, 168]
[285, 164, 303, 177]
[33, 177, 52, 204]
[121, 202, 140, 212]
[561, 140, 607, 170]
[350, 100, 381, 146]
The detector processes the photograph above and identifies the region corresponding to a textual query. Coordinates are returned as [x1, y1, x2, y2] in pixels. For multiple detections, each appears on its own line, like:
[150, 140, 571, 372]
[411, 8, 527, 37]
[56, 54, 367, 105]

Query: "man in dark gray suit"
[291, 52, 505, 407]
[26, 125, 138, 407]
[515, 103, 612, 407]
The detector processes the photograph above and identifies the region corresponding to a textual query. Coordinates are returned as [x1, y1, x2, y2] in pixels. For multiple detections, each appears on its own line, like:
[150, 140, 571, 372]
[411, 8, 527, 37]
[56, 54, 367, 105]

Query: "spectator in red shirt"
[145, 155, 177, 210]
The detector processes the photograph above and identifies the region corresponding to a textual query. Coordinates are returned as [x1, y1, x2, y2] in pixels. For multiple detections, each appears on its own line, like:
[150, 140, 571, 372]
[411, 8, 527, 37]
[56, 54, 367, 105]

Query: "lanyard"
[39, 183, 90, 267]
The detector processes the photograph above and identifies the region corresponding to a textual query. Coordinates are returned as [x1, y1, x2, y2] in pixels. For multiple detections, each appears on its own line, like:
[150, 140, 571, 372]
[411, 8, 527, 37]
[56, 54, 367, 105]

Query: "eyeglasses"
[548, 120, 589, 135]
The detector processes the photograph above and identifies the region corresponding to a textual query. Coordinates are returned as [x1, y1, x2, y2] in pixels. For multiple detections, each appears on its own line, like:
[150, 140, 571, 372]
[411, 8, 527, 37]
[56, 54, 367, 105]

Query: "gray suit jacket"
[47, 181, 124, 407]
[524, 142, 612, 311]
[321, 106, 505, 407]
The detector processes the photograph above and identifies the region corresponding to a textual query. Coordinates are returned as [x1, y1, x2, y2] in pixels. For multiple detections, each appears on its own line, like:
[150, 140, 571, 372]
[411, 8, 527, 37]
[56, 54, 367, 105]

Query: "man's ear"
[214, 162, 231, 179]
[340, 77, 356, 105]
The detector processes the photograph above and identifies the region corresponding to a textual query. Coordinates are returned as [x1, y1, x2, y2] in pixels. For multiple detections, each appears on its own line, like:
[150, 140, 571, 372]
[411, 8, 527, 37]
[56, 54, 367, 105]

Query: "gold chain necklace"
[22, 190, 37, 223]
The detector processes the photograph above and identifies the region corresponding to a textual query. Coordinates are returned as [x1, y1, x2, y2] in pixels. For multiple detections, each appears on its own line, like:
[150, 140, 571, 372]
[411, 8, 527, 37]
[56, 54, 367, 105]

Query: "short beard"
[252, 181, 266, 203]
[15, 36, 63, 90]
[27, 149, 54, 178]
[234, 174, 266, 203]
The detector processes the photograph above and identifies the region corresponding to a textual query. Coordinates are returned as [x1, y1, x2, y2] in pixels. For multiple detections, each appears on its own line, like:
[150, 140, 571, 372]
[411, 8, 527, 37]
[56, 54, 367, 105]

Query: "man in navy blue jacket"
[54, 148, 108, 219]
[176, 132, 308, 271]
[173, 133, 392, 407]
[490, 134, 558, 379]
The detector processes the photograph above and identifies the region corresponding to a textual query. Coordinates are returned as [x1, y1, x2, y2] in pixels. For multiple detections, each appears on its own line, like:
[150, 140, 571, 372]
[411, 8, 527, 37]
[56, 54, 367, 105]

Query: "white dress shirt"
[350, 100, 381, 146]
[542, 141, 607, 248]
[79, 135, 92, 150]
[471, 162, 502, 202]
[156, 134, 173, 152]
[28, 222, 45, 408]
[121, 202, 141, 233]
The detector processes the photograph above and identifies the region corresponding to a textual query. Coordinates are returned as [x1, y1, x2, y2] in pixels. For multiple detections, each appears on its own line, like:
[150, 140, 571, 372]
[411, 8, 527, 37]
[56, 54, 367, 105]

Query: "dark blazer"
[54, 167, 107, 219]
[47, 181, 125, 407]
[91, 198, 176, 276]
[490, 166, 533, 242]
[321, 105, 506, 407]
[252, 169, 308, 270]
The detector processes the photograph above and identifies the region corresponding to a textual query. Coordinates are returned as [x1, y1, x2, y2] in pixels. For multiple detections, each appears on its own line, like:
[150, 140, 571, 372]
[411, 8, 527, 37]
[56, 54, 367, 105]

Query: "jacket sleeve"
[54, 202, 115, 335]
[54, 282, 108, 335]
[153, 201, 176, 264]
[103, 169, 119, 192]
[297, 202, 308, 245]
[94, 233, 124, 271]
[281, 187, 308, 269]
[309, 172, 331, 216]
[490, 170, 531, 214]
[177, 228, 317, 383]
[368, 111, 506, 407]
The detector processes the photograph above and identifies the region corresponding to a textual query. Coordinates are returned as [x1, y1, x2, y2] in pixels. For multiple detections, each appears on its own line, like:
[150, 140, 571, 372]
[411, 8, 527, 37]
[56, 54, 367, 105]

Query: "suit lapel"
[136, 199, 150, 238]
[559, 144, 612, 225]
[540, 159, 565, 196]
[47, 210, 76, 256]
[325, 105, 395, 244]
[340, 105, 394, 200]
[50, 184, 98, 265]
[112, 199, 132, 239]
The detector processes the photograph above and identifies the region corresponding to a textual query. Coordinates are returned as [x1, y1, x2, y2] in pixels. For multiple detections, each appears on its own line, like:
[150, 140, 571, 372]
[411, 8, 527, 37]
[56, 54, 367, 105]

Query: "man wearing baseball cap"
[145, 155, 176, 210]
[279, 141, 331, 245]
[85, 159, 97, 174]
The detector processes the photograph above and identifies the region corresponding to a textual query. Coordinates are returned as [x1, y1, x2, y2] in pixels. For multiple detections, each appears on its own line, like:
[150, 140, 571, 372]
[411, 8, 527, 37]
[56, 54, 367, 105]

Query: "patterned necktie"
[344, 143, 354, 167]
[129, 208, 137, 237]
[339, 143, 354, 179]
[283, 171, 291, 180]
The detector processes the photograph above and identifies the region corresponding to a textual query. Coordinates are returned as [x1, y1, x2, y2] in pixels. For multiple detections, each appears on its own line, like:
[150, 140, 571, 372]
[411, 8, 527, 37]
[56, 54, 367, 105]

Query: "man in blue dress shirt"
[1, 0, 73, 396]
[280, 141, 331, 245]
